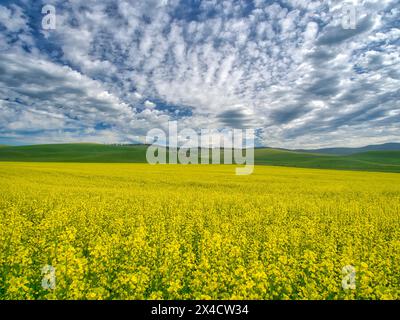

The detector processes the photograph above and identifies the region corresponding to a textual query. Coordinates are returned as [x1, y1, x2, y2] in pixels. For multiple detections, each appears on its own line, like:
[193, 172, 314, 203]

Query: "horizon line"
[1, 141, 400, 151]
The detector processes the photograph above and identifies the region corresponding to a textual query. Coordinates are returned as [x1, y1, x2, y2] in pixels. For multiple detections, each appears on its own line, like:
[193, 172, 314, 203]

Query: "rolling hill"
[0, 143, 148, 163]
[295, 142, 400, 155]
[0, 143, 399, 173]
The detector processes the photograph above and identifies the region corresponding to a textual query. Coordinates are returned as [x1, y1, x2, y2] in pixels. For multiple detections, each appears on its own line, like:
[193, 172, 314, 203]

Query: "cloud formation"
[0, 0, 399, 148]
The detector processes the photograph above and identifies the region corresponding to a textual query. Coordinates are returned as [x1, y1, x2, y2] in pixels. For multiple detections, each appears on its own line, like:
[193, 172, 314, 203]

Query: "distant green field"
[0, 144, 148, 163]
[254, 148, 400, 172]
[0, 143, 399, 173]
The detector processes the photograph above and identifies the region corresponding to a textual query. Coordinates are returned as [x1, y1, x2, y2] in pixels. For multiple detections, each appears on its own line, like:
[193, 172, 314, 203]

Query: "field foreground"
[0, 162, 399, 299]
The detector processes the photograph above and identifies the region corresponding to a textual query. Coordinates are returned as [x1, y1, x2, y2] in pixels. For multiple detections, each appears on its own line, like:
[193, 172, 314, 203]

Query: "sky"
[0, 0, 399, 148]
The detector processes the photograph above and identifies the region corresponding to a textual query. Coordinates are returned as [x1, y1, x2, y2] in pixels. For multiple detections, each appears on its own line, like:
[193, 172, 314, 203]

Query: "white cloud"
[144, 100, 156, 109]
[0, 0, 399, 147]
[0, 4, 27, 32]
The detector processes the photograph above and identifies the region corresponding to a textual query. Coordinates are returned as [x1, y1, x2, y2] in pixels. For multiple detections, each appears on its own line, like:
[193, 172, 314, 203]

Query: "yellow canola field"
[0, 162, 399, 300]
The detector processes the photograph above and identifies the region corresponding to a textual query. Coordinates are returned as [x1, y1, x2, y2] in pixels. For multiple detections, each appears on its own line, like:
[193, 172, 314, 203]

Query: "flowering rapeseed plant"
[0, 162, 399, 300]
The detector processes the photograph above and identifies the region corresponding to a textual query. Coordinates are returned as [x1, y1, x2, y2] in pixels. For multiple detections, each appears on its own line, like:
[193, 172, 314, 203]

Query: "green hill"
[0, 143, 399, 173]
[254, 148, 400, 172]
[296, 142, 400, 155]
[0, 143, 148, 163]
